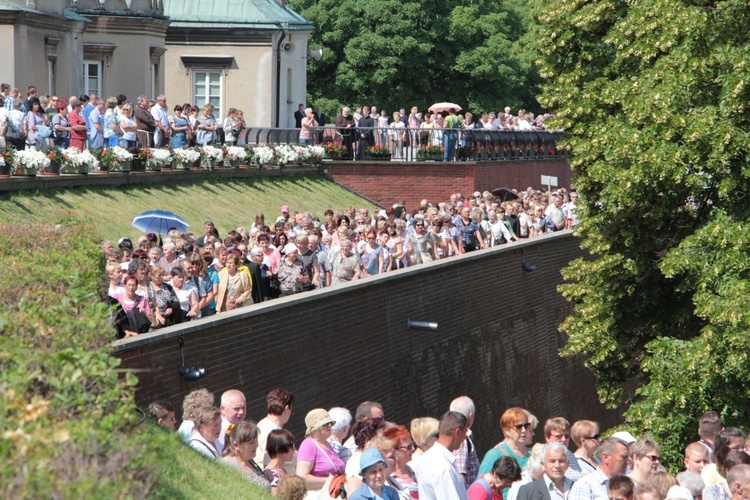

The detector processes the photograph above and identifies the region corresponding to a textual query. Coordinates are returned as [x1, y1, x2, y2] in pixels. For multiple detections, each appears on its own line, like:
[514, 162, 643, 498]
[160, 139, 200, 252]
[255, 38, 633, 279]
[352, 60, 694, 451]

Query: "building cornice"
[0, 10, 87, 32]
[81, 14, 169, 37]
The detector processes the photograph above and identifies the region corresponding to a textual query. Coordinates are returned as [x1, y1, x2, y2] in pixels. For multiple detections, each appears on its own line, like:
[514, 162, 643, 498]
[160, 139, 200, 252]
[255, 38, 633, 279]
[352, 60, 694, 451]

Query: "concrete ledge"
[0, 166, 316, 193]
[113, 230, 573, 352]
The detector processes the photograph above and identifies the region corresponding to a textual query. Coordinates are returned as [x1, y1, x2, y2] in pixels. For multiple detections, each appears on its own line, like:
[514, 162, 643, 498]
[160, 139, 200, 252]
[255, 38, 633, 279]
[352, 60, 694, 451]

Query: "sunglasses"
[514, 422, 531, 431]
[583, 433, 601, 440]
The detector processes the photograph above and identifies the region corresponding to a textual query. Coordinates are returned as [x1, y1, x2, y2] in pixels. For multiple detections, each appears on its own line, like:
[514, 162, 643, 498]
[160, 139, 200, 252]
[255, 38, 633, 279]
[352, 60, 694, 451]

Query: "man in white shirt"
[417, 411, 469, 500]
[254, 388, 294, 467]
[568, 437, 630, 500]
[517, 442, 573, 500]
[151, 94, 171, 147]
[216, 389, 246, 455]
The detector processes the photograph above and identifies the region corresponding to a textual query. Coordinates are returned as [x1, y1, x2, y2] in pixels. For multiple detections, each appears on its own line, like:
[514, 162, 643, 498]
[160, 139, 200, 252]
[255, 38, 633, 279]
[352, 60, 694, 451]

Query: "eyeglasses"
[51, 98, 59, 102]
[415, 223, 424, 227]
[644, 454, 660, 462]
[583, 434, 601, 440]
[398, 443, 416, 451]
[514, 422, 531, 431]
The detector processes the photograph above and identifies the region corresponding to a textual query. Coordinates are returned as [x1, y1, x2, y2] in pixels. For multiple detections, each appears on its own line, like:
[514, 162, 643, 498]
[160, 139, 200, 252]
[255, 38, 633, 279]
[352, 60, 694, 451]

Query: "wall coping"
[112, 230, 574, 353]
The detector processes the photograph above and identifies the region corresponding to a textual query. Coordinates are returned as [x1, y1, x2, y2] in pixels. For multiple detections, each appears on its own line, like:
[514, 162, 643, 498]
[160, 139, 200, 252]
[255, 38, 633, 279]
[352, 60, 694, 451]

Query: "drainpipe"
[275, 23, 289, 128]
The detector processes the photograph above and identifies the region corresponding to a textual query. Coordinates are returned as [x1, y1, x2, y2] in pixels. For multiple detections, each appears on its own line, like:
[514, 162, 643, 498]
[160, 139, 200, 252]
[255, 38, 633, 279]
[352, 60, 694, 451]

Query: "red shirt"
[69, 109, 87, 149]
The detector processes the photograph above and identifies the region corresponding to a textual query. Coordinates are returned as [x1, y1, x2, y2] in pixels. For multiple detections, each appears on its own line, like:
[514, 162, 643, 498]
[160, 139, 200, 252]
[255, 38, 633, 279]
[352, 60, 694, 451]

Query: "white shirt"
[254, 416, 281, 467]
[151, 103, 168, 144]
[543, 474, 573, 500]
[417, 442, 468, 500]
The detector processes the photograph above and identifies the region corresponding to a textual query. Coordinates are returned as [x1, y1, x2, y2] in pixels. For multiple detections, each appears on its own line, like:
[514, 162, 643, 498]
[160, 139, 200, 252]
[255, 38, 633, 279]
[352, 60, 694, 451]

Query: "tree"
[539, 0, 750, 470]
[288, 0, 543, 118]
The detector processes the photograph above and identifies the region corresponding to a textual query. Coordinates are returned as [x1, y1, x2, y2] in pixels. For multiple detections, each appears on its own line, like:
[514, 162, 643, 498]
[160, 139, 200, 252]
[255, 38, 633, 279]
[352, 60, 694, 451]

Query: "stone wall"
[114, 231, 620, 454]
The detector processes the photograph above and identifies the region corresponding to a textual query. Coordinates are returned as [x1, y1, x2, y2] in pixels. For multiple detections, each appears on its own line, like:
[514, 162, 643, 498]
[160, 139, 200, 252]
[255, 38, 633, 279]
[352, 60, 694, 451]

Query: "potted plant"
[101, 146, 134, 173]
[172, 147, 201, 170]
[147, 148, 172, 171]
[274, 144, 299, 167]
[364, 145, 392, 161]
[78, 149, 101, 173]
[0, 146, 13, 177]
[307, 145, 325, 165]
[200, 145, 223, 170]
[224, 146, 247, 168]
[40, 147, 64, 175]
[242, 146, 255, 168]
[252, 145, 274, 169]
[322, 142, 346, 160]
[416, 145, 444, 161]
[12, 149, 50, 176]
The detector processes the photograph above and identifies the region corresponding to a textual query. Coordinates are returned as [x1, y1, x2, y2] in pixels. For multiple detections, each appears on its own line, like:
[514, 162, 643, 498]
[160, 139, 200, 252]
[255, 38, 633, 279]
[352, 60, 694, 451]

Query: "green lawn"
[0, 174, 378, 242]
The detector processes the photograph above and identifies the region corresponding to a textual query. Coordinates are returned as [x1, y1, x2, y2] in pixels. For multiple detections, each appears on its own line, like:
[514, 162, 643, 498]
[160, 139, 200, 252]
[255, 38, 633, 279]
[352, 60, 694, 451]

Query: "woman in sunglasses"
[571, 420, 601, 475]
[479, 407, 532, 475]
[383, 425, 419, 498]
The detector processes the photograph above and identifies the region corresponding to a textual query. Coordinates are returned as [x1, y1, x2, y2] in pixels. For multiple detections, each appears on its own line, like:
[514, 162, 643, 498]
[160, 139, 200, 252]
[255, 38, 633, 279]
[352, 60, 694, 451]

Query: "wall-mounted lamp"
[408, 320, 438, 331]
[177, 336, 207, 381]
[308, 48, 323, 61]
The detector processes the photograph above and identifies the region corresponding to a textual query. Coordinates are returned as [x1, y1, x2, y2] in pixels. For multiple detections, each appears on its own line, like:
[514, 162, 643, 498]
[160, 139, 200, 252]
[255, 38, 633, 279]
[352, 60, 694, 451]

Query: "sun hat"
[610, 431, 637, 445]
[666, 486, 693, 500]
[359, 447, 387, 475]
[305, 409, 335, 436]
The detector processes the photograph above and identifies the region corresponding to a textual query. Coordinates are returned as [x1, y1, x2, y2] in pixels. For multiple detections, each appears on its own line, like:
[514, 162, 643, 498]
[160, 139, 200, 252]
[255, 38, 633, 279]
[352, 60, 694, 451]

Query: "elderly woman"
[571, 420, 601, 475]
[479, 407, 531, 475]
[178, 388, 215, 441]
[349, 448, 400, 500]
[103, 96, 121, 147]
[119, 103, 138, 149]
[249, 247, 272, 301]
[331, 239, 364, 285]
[345, 418, 389, 494]
[220, 421, 271, 491]
[628, 436, 661, 485]
[296, 409, 346, 491]
[189, 405, 222, 459]
[113, 274, 151, 337]
[299, 107, 318, 145]
[127, 257, 150, 298]
[275, 243, 309, 296]
[263, 428, 296, 492]
[170, 267, 200, 320]
[382, 425, 418, 497]
[469, 456, 523, 500]
[52, 99, 71, 148]
[216, 253, 252, 312]
[147, 265, 180, 328]
[408, 417, 439, 471]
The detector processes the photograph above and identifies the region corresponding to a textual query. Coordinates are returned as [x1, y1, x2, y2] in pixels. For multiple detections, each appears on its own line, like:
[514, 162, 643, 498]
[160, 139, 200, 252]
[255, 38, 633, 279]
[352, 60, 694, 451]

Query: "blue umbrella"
[131, 210, 190, 235]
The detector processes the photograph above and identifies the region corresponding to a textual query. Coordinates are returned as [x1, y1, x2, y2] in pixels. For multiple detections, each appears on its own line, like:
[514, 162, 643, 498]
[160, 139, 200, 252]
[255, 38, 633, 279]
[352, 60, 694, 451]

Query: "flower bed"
[13, 149, 50, 176]
[172, 147, 201, 170]
[100, 146, 134, 172]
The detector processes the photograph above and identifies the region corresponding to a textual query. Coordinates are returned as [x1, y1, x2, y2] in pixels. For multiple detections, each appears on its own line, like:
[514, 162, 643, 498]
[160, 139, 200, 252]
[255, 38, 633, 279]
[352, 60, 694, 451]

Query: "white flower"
[148, 148, 172, 167]
[275, 144, 299, 165]
[173, 148, 200, 163]
[15, 149, 51, 170]
[108, 146, 133, 162]
[0, 156, 4, 167]
[225, 146, 247, 161]
[253, 146, 275, 164]
[308, 145, 326, 160]
[201, 145, 224, 160]
[77, 149, 100, 170]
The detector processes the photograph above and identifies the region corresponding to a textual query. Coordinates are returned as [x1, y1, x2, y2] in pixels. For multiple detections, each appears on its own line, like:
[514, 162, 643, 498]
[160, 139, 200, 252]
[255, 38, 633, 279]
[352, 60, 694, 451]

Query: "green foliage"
[290, 0, 544, 117]
[540, 0, 750, 471]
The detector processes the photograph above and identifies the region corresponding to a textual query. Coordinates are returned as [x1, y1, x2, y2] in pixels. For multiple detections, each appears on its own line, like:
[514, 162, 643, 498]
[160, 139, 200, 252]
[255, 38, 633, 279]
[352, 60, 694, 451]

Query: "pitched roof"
[164, 0, 312, 30]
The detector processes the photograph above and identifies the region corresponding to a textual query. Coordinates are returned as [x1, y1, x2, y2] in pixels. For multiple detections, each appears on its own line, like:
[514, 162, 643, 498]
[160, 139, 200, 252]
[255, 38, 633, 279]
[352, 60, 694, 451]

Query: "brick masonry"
[115, 231, 621, 455]
[319, 159, 572, 209]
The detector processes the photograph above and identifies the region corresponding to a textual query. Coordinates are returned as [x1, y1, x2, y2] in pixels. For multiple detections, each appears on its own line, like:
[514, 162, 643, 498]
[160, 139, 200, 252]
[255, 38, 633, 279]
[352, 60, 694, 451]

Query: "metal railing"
[243, 126, 569, 162]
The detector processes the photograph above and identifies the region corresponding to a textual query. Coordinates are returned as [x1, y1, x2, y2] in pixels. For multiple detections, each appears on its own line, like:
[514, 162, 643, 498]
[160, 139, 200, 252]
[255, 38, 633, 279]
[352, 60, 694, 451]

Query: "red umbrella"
[428, 102, 463, 113]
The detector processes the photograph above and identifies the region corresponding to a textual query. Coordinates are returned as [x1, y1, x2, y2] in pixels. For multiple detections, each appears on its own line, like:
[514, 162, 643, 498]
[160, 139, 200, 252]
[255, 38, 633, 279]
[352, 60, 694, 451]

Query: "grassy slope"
[0, 174, 377, 241]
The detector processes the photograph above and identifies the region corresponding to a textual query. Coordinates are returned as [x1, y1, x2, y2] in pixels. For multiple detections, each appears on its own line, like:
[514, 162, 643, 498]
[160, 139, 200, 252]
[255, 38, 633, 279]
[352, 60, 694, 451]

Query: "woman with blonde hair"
[408, 416, 439, 471]
[178, 388, 215, 441]
[188, 405, 222, 459]
[196, 104, 217, 146]
[119, 103, 138, 148]
[215, 253, 252, 312]
[277, 475, 307, 500]
[221, 421, 271, 490]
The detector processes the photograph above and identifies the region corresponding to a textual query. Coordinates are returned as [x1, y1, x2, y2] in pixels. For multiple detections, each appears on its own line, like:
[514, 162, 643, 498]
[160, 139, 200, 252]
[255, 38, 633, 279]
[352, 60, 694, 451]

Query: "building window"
[47, 59, 56, 96]
[83, 60, 102, 96]
[193, 71, 222, 118]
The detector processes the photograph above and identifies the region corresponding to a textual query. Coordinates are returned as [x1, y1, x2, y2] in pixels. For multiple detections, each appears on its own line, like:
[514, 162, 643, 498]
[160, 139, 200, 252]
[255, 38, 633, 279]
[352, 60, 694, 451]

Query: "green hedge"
[0, 222, 270, 497]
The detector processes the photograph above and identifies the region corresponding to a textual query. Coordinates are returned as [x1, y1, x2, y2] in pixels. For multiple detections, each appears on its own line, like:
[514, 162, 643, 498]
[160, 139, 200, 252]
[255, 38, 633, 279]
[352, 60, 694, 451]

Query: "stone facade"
[0, 0, 311, 126]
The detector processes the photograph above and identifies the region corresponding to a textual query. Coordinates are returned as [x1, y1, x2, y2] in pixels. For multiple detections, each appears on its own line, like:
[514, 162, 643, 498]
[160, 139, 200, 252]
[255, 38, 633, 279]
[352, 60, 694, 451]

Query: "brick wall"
[114, 231, 620, 455]
[320, 159, 571, 209]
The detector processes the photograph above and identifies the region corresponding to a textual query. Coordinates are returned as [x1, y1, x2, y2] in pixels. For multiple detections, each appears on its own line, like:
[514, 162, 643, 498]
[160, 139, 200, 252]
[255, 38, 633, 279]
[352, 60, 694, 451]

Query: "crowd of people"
[296, 103, 557, 162]
[0, 84, 243, 151]
[147, 389, 745, 500]
[106, 188, 578, 338]
[0, 83, 555, 164]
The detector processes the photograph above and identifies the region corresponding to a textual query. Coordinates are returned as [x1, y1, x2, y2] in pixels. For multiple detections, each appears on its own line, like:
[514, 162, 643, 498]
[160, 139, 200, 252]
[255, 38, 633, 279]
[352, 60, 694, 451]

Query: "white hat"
[282, 243, 298, 255]
[611, 431, 637, 444]
[666, 486, 693, 500]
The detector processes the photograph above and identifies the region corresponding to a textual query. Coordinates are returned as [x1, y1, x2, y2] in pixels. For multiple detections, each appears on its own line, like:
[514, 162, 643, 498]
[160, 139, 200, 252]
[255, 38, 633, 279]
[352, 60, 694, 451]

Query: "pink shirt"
[297, 437, 345, 477]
